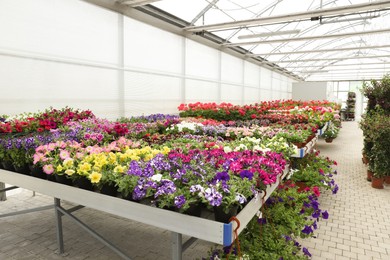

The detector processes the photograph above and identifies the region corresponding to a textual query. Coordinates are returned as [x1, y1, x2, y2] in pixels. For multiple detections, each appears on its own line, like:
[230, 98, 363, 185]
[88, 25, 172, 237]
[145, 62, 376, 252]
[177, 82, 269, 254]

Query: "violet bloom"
[302, 225, 313, 235]
[257, 218, 267, 225]
[205, 187, 222, 207]
[215, 171, 230, 182]
[312, 210, 321, 219]
[239, 170, 253, 180]
[322, 210, 329, 219]
[312, 221, 318, 230]
[302, 247, 312, 257]
[332, 184, 339, 194]
[174, 195, 186, 209]
[128, 161, 143, 176]
[190, 184, 204, 193]
[132, 185, 146, 201]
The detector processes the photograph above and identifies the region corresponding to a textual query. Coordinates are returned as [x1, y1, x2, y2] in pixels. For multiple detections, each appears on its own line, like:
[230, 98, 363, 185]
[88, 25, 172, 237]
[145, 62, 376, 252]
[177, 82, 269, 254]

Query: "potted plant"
[322, 123, 339, 143]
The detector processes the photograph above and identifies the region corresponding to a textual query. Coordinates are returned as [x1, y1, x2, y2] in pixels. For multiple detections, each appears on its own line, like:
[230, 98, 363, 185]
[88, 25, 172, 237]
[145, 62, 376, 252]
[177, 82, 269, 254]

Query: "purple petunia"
[257, 217, 267, 225]
[239, 170, 253, 180]
[302, 247, 312, 257]
[302, 225, 313, 235]
[312, 210, 321, 219]
[128, 161, 143, 176]
[215, 171, 230, 182]
[322, 210, 329, 219]
[174, 195, 186, 208]
[205, 187, 222, 207]
[332, 184, 339, 194]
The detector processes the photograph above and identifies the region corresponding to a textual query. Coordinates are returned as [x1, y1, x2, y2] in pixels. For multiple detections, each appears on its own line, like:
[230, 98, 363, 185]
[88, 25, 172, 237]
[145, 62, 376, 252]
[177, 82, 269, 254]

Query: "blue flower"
[302, 225, 313, 235]
[302, 247, 312, 257]
[322, 210, 329, 219]
[239, 170, 253, 180]
[257, 218, 267, 225]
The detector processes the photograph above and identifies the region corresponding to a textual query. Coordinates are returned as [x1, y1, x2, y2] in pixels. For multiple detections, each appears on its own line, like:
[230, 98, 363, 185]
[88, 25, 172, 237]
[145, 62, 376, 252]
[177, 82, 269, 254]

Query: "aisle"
[306, 122, 390, 260]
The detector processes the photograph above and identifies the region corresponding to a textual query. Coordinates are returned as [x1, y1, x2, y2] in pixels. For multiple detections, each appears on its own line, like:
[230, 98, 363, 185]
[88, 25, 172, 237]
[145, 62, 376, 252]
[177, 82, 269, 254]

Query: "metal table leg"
[54, 198, 64, 254]
[172, 232, 183, 260]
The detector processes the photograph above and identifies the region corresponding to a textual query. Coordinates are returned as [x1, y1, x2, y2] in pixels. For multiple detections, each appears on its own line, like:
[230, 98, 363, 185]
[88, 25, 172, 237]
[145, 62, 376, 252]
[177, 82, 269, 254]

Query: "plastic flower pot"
[214, 205, 238, 224]
[2, 161, 15, 172]
[29, 165, 47, 180]
[325, 138, 333, 143]
[367, 170, 373, 182]
[183, 203, 202, 217]
[13, 164, 30, 175]
[54, 174, 73, 186]
[371, 176, 384, 189]
[100, 183, 118, 197]
[384, 176, 390, 185]
[75, 176, 94, 191]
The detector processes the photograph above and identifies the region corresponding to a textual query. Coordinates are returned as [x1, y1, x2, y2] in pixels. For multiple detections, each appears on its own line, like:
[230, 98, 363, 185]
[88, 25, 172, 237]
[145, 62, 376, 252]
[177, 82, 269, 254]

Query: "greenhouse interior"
[0, 0, 390, 259]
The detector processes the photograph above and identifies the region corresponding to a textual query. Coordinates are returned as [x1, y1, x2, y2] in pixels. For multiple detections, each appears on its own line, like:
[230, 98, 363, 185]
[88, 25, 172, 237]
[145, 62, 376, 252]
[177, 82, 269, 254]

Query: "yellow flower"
[78, 162, 92, 174]
[89, 171, 102, 184]
[108, 152, 117, 164]
[63, 158, 74, 168]
[114, 165, 126, 174]
[65, 169, 75, 176]
[56, 165, 64, 172]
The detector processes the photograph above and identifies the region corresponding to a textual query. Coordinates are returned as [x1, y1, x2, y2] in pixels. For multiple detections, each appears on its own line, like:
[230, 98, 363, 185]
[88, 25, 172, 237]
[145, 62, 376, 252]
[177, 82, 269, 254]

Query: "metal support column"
[172, 232, 183, 260]
[54, 198, 65, 255]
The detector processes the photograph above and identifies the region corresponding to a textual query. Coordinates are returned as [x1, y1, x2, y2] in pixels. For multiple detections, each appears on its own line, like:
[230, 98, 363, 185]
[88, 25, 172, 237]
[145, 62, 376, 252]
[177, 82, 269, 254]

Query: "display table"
[0, 167, 289, 260]
[291, 135, 318, 158]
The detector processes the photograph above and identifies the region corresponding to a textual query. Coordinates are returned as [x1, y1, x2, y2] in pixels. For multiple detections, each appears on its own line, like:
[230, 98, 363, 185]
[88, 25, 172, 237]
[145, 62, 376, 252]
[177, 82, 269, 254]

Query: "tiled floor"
[1, 122, 389, 260]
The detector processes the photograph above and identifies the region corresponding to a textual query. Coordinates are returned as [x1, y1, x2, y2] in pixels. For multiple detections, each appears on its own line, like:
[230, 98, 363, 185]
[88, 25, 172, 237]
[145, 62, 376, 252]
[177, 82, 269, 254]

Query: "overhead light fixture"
[320, 14, 381, 24]
[119, 0, 161, 7]
[238, 30, 301, 40]
[272, 54, 390, 63]
[225, 28, 390, 46]
[295, 70, 329, 73]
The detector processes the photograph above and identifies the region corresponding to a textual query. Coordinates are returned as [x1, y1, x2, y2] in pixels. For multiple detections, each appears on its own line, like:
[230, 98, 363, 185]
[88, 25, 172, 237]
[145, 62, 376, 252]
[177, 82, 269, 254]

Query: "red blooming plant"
[0, 107, 94, 134]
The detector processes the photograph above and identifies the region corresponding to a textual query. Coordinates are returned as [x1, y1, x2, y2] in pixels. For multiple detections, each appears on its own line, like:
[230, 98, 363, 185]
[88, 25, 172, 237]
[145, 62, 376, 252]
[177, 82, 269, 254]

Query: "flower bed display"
[0, 100, 340, 259]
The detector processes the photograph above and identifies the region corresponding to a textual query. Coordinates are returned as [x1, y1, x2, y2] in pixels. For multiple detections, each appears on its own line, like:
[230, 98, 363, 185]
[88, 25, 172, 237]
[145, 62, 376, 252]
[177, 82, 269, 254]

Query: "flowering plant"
[322, 122, 340, 139]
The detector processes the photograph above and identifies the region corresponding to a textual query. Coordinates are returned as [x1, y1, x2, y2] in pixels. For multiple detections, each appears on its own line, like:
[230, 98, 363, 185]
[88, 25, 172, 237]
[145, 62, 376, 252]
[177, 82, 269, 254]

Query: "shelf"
[0, 167, 289, 248]
[291, 135, 318, 158]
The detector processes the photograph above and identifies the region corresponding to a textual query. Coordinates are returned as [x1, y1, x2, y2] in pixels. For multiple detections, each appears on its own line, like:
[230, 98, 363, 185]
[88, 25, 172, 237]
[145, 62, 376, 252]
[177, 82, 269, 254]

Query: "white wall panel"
[244, 61, 260, 87]
[221, 84, 242, 104]
[0, 0, 295, 119]
[124, 72, 181, 116]
[0, 56, 119, 119]
[260, 68, 272, 90]
[124, 17, 182, 74]
[185, 80, 219, 102]
[260, 89, 272, 101]
[244, 87, 260, 104]
[0, 0, 118, 64]
[221, 53, 243, 84]
[186, 40, 219, 80]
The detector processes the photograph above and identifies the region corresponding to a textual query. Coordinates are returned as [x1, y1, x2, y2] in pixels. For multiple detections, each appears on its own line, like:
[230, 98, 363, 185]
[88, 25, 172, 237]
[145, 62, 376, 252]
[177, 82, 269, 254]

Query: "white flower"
[151, 174, 163, 182]
[224, 146, 232, 153]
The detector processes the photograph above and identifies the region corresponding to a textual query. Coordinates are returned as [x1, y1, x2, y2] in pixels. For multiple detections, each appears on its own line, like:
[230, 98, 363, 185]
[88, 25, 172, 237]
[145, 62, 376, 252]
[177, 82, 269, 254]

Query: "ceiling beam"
[273, 54, 390, 63]
[185, 0, 390, 32]
[250, 44, 390, 56]
[190, 0, 220, 25]
[224, 28, 390, 46]
[283, 62, 390, 68]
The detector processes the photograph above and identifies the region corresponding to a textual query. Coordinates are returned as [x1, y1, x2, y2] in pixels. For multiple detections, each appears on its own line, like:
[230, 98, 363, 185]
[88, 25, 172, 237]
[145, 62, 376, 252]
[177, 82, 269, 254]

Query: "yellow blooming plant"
[72, 146, 171, 190]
